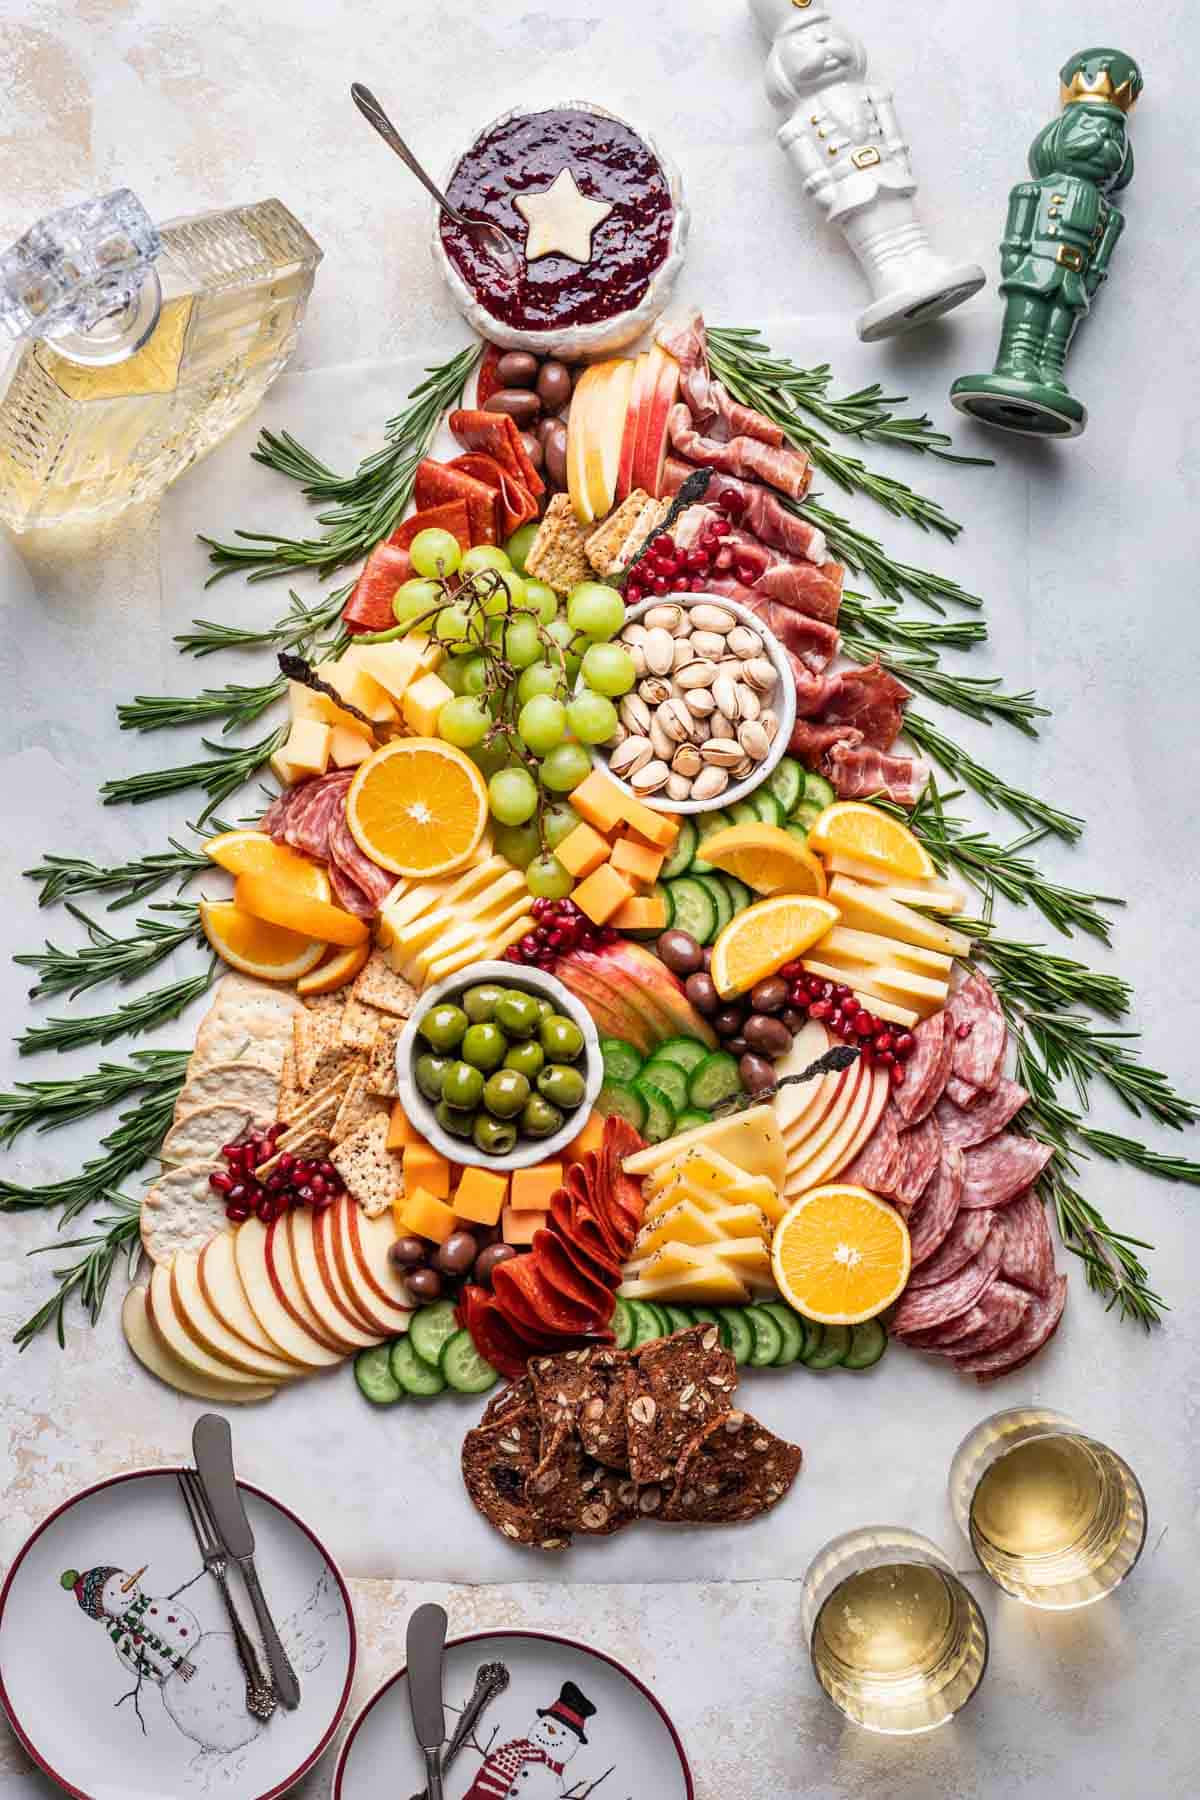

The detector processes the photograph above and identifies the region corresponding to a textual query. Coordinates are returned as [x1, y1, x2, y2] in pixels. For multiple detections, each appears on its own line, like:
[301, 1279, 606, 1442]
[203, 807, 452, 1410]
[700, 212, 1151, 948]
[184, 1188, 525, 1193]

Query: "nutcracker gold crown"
[1059, 69, 1138, 113]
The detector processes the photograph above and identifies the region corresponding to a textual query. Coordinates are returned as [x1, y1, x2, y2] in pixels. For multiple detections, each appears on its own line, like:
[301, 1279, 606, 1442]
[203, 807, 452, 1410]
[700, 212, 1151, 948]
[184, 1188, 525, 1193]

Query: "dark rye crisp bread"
[460, 1407, 571, 1550]
[529, 1345, 630, 1469]
[482, 1376, 533, 1428]
[527, 1427, 639, 1538]
[625, 1324, 736, 1485]
[664, 1411, 803, 1524]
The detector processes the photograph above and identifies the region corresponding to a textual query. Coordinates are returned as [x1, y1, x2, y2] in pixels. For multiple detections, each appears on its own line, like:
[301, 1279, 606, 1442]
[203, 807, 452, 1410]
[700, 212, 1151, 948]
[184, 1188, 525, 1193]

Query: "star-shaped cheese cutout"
[515, 167, 614, 265]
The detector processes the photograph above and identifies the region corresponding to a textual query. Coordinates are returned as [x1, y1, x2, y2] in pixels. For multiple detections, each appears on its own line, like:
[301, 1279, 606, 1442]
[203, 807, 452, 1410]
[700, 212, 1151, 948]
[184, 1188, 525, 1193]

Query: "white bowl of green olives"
[395, 961, 603, 1170]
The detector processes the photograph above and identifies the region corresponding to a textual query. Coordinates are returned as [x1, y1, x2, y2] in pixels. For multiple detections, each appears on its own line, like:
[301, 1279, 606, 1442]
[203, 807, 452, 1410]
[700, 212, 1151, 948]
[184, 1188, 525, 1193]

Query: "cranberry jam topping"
[441, 107, 674, 331]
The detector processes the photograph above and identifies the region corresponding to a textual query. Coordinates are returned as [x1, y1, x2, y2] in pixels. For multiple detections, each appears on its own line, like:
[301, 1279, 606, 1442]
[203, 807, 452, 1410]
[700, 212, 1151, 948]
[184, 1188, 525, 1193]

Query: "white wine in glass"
[950, 1408, 1147, 1610]
[800, 1527, 988, 1734]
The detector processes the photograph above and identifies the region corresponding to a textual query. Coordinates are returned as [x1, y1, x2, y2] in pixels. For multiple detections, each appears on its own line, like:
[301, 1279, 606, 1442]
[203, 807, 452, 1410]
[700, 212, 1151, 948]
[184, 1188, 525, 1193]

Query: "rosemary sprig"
[17, 963, 216, 1057]
[199, 343, 481, 583]
[904, 712, 1083, 840]
[0, 1072, 186, 1223]
[789, 497, 982, 614]
[838, 591, 987, 654]
[100, 726, 287, 821]
[1046, 1165, 1166, 1327]
[117, 675, 286, 735]
[23, 832, 222, 911]
[842, 635, 1047, 735]
[176, 584, 350, 658]
[0, 1048, 191, 1148]
[15, 902, 204, 1001]
[13, 1191, 143, 1350]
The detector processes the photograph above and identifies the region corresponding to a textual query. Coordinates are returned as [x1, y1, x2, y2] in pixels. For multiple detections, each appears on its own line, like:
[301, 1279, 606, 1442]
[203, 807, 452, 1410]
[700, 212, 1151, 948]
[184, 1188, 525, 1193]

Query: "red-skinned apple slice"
[146, 1261, 269, 1389]
[631, 345, 681, 496]
[170, 1247, 299, 1381]
[263, 1215, 360, 1355]
[287, 1206, 382, 1346]
[582, 358, 635, 521]
[313, 1201, 390, 1335]
[339, 1197, 414, 1327]
[616, 352, 650, 503]
[230, 1219, 347, 1367]
[789, 1055, 882, 1192]
[326, 1196, 407, 1336]
[567, 368, 602, 524]
[124, 1286, 278, 1404]
[783, 1056, 868, 1192]
[198, 1229, 304, 1364]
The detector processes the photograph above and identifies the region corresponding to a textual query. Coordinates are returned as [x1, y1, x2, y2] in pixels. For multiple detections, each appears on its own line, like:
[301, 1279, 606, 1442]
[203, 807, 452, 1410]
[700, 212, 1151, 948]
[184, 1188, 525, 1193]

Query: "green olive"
[419, 1003, 469, 1052]
[473, 1114, 518, 1156]
[441, 1060, 485, 1110]
[537, 1063, 586, 1110]
[461, 1022, 507, 1072]
[414, 1052, 451, 1102]
[463, 982, 505, 1023]
[434, 1099, 476, 1139]
[533, 997, 555, 1023]
[494, 990, 541, 1038]
[521, 1094, 564, 1139]
[539, 1013, 584, 1061]
[504, 1040, 545, 1080]
[482, 1068, 531, 1119]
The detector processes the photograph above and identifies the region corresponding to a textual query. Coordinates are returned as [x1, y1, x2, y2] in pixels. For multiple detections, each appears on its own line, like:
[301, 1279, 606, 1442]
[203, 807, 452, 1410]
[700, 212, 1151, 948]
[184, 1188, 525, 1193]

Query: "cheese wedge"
[618, 1264, 751, 1306]
[711, 1237, 775, 1281]
[823, 853, 966, 912]
[827, 876, 972, 957]
[623, 1108, 786, 1191]
[815, 926, 953, 978]
[801, 956, 947, 1018]
[634, 1200, 728, 1254]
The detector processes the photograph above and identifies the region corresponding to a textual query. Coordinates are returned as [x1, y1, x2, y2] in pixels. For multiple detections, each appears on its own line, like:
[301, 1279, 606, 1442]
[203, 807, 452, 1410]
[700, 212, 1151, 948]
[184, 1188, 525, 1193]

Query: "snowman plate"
[334, 1629, 692, 1800]
[0, 1466, 355, 1800]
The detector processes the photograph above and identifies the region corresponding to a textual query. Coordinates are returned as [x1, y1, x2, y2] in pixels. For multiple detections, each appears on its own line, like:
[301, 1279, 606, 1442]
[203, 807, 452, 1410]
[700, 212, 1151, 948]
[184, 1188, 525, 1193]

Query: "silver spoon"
[351, 84, 522, 277]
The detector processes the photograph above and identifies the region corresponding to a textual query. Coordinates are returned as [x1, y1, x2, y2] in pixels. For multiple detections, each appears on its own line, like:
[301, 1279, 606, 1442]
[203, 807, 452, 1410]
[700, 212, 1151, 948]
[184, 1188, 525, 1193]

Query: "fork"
[178, 1469, 277, 1721]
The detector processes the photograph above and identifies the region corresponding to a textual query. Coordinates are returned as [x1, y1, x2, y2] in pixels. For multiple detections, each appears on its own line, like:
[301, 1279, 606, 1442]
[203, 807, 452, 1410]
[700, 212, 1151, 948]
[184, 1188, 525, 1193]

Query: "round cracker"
[173, 1060, 279, 1125]
[140, 1161, 225, 1265]
[160, 1102, 263, 1166]
[190, 980, 301, 1079]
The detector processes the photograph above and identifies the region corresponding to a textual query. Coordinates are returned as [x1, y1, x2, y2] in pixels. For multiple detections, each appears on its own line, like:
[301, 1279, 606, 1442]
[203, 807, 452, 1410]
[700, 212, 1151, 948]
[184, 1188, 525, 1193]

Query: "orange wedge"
[204, 828, 331, 902]
[346, 738, 488, 878]
[296, 941, 372, 996]
[700, 822, 827, 898]
[233, 875, 370, 948]
[771, 1184, 911, 1324]
[807, 802, 935, 880]
[199, 900, 327, 982]
[710, 895, 839, 998]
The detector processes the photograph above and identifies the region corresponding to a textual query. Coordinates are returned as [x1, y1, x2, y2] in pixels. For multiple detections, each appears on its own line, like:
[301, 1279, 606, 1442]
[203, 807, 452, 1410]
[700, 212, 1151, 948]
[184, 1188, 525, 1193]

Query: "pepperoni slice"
[533, 1229, 615, 1323]
[447, 453, 538, 537]
[412, 461, 497, 545]
[457, 1284, 529, 1381]
[494, 1255, 607, 1338]
[549, 1188, 621, 1285]
[388, 498, 472, 552]
[449, 407, 544, 497]
[475, 342, 504, 410]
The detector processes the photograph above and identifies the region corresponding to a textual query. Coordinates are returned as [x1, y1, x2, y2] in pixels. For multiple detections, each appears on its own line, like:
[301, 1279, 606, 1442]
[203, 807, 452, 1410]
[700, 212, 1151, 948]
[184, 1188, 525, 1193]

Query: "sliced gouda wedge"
[828, 876, 972, 957]
[623, 1107, 785, 1191]
[618, 1264, 751, 1306]
[816, 926, 953, 978]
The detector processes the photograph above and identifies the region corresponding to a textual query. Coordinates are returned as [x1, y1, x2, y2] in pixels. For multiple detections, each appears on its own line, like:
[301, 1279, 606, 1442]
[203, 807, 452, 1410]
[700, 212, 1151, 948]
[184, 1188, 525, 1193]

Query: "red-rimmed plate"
[334, 1628, 693, 1799]
[0, 1467, 355, 1800]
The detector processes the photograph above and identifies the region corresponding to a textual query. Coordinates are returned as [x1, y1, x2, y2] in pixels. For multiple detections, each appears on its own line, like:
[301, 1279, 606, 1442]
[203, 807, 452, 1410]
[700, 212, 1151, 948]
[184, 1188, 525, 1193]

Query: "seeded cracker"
[528, 1428, 638, 1538]
[664, 1412, 803, 1524]
[331, 1064, 385, 1143]
[352, 950, 418, 1019]
[461, 1406, 571, 1549]
[293, 1003, 356, 1094]
[330, 1109, 403, 1217]
[365, 1020, 402, 1097]
[524, 494, 591, 595]
[172, 1060, 279, 1128]
[340, 996, 383, 1052]
[625, 1324, 736, 1485]
[584, 489, 653, 576]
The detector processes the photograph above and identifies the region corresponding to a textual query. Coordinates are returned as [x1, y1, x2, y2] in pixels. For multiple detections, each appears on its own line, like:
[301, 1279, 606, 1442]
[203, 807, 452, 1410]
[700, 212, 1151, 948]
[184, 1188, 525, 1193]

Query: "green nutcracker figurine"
[951, 49, 1143, 438]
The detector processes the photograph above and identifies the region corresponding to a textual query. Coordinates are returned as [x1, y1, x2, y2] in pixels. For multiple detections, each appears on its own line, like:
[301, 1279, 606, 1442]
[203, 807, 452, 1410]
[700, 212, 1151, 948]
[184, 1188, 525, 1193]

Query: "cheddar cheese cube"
[281, 718, 332, 775]
[329, 725, 374, 769]
[571, 862, 635, 925]
[555, 822, 612, 880]
[386, 1099, 420, 1152]
[401, 671, 455, 737]
[569, 769, 627, 835]
[502, 1205, 547, 1246]
[398, 1185, 456, 1244]
[402, 1142, 452, 1199]
[609, 894, 668, 933]
[609, 835, 665, 885]
[621, 800, 679, 852]
[452, 1166, 509, 1227]
[509, 1163, 563, 1212]
[564, 1111, 606, 1161]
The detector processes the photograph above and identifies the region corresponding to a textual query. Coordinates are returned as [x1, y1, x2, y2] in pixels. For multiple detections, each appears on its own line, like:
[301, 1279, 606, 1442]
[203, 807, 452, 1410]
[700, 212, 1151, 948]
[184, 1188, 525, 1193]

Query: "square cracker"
[330, 1111, 404, 1218]
[277, 1048, 303, 1125]
[331, 1065, 388, 1144]
[340, 997, 383, 1051]
[365, 1020, 402, 1097]
[352, 951, 418, 1020]
[524, 494, 591, 595]
[293, 1004, 355, 1093]
[585, 489, 652, 576]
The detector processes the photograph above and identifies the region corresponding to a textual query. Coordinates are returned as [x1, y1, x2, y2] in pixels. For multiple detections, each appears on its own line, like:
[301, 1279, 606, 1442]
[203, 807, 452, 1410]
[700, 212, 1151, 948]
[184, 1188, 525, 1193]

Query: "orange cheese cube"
[402, 1142, 452, 1199]
[564, 1111, 606, 1161]
[555, 821, 612, 879]
[609, 894, 668, 932]
[569, 769, 628, 835]
[452, 1166, 509, 1227]
[386, 1100, 420, 1152]
[620, 798, 679, 851]
[610, 835, 665, 885]
[502, 1205, 548, 1246]
[329, 725, 374, 769]
[571, 862, 635, 925]
[509, 1162, 563, 1212]
[398, 1185, 457, 1244]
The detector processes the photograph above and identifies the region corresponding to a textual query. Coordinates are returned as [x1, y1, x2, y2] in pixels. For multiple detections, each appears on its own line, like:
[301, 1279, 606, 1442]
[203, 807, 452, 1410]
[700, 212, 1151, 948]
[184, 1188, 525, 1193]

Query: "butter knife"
[192, 1414, 301, 1711]
[406, 1604, 448, 1800]
[407, 1661, 509, 1800]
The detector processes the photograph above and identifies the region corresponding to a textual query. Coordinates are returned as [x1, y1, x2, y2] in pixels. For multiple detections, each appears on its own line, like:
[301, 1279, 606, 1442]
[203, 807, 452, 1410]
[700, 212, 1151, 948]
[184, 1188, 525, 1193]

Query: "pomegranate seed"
[227, 1183, 248, 1203]
[894, 1032, 916, 1060]
[874, 1033, 893, 1055]
[297, 1185, 314, 1203]
[828, 1009, 845, 1033]
[227, 1204, 250, 1223]
[712, 517, 732, 538]
[220, 1142, 241, 1161]
[956, 1021, 974, 1041]
[713, 546, 734, 572]
[890, 1063, 906, 1086]
[787, 982, 809, 1007]
[656, 534, 675, 554]
[209, 1171, 235, 1195]
[809, 999, 832, 1021]
[264, 1171, 286, 1193]
[877, 1048, 895, 1065]
[521, 933, 539, 955]
[686, 549, 709, 573]
[532, 899, 550, 920]
[670, 574, 691, 592]
[779, 961, 802, 980]
[318, 1161, 336, 1179]
[310, 1175, 327, 1199]
[650, 575, 670, 596]
[278, 1153, 295, 1174]
[855, 1013, 877, 1037]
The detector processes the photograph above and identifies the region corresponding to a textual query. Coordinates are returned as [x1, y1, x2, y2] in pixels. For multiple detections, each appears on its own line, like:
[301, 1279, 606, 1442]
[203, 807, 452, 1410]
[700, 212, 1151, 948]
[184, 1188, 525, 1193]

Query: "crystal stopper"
[0, 189, 161, 343]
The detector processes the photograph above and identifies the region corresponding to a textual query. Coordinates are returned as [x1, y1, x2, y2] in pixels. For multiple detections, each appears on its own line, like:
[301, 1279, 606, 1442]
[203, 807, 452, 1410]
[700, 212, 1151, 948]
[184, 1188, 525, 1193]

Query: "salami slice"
[412, 461, 497, 545]
[995, 1190, 1057, 1297]
[905, 1208, 994, 1292]
[939, 1280, 1031, 1358]
[889, 1222, 1002, 1335]
[960, 1134, 1054, 1209]
[947, 968, 1006, 1094]
[952, 1274, 1067, 1380]
[260, 790, 296, 839]
[894, 1010, 953, 1125]
[935, 1077, 1028, 1150]
[447, 453, 538, 537]
[328, 806, 394, 907]
[281, 776, 339, 855]
[838, 1104, 902, 1192]
[901, 1299, 990, 1350]
[326, 857, 375, 919]
[945, 1075, 980, 1109]
[892, 1115, 942, 1208]
[907, 1148, 964, 1267]
[294, 771, 353, 860]
[449, 407, 544, 497]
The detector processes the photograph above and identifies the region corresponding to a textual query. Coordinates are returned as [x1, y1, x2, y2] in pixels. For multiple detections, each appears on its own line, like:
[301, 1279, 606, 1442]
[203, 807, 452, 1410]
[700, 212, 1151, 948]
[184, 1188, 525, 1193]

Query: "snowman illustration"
[460, 1680, 597, 1799]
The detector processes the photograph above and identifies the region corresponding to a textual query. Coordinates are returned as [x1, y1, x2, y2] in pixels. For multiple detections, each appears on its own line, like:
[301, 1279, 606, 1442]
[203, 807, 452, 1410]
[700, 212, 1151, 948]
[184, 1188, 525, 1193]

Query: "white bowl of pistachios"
[592, 593, 797, 814]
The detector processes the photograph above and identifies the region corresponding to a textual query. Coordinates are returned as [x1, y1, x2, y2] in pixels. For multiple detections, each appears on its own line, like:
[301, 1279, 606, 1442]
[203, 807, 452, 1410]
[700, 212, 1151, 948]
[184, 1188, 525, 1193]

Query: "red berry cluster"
[504, 897, 618, 971]
[207, 1125, 346, 1226]
[778, 964, 916, 1086]
[623, 486, 757, 605]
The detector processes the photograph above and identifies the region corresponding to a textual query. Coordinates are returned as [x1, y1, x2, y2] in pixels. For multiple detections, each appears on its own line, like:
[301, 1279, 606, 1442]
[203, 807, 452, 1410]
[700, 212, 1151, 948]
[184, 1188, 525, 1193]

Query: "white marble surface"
[2, 0, 1199, 1794]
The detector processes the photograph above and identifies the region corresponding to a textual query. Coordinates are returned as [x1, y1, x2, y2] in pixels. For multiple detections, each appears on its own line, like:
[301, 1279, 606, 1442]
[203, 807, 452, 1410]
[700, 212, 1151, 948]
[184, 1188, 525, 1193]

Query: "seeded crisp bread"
[461, 1406, 571, 1550]
[664, 1412, 803, 1524]
[339, 997, 383, 1052]
[528, 1345, 630, 1470]
[352, 951, 418, 1020]
[527, 1429, 639, 1538]
[330, 1109, 403, 1218]
[625, 1324, 736, 1485]
[365, 1020, 402, 1097]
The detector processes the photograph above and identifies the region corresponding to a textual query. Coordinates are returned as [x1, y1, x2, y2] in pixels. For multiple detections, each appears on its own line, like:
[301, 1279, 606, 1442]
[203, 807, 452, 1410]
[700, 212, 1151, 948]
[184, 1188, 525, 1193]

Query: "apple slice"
[146, 1262, 269, 1389]
[631, 345, 681, 497]
[788, 1056, 882, 1193]
[199, 1229, 303, 1363]
[616, 352, 650, 503]
[263, 1214, 360, 1355]
[287, 1206, 383, 1348]
[567, 366, 602, 524]
[171, 1248, 299, 1381]
[337, 1197, 414, 1329]
[124, 1286, 279, 1404]
[783, 1055, 865, 1173]
[824, 1064, 891, 1186]
[231, 1219, 347, 1367]
[313, 1201, 389, 1336]
[582, 358, 635, 521]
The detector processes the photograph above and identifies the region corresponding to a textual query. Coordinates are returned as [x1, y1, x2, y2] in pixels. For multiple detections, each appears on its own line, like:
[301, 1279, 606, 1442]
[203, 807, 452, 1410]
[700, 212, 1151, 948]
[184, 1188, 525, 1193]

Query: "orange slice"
[710, 895, 839, 998]
[700, 823, 828, 898]
[771, 1183, 911, 1324]
[199, 900, 326, 982]
[807, 802, 935, 880]
[346, 738, 488, 878]
[296, 941, 372, 996]
[233, 875, 370, 948]
[204, 828, 331, 902]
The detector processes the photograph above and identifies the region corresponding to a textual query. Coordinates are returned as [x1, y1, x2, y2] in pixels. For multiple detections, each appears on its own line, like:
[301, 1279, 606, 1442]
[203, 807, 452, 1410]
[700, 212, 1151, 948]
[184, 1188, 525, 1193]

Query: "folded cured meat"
[893, 1010, 953, 1126]
[448, 407, 544, 497]
[757, 559, 844, 626]
[935, 1078, 1028, 1150]
[959, 1134, 1054, 1210]
[736, 591, 841, 674]
[822, 741, 930, 807]
[328, 807, 394, 909]
[891, 1114, 943, 1209]
[414, 459, 498, 545]
[342, 498, 472, 631]
[953, 1275, 1067, 1382]
[812, 662, 909, 752]
[656, 313, 784, 447]
[447, 452, 538, 537]
[906, 1148, 965, 1268]
[889, 1221, 1003, 1335]
[837, 1103, 902, 1194]
[789, 719, 863, 762]
[994, 1190, 1057, 1297]
[904, 1207, 994, 1292]
[668, 404, 812, 500]
[662, 458, 828, 561]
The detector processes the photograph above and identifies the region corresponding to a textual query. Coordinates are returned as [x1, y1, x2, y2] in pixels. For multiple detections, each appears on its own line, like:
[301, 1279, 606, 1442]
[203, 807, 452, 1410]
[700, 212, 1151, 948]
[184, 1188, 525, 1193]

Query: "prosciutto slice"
[789, 719, 862, 762]
[738, 592, 840, 673]
[668, 405, 813, 499]
[823, 741, 930, 807]
[947, 969, 1007, 1095]
[935, 1078, 1028, 1150]
[757, 560, 844, 626]
[662, 458, 829, 562]
[811, 663, 909, 752]
[656, 313, 784, 447]
[960, 1134, 1054, 1210]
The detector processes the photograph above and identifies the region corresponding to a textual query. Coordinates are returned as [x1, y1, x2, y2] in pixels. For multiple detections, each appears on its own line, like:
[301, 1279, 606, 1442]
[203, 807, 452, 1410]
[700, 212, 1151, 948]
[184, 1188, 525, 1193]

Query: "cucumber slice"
[799, 1321, 825, 1367]
[745, 1304, 784, 1368]
[663, 1304, 694, 1335]
[612, 1296, 636, 1350]
[640, 1058, 690, 1111]
[718, 1307, 754, 1366]
[409, 1301, 459, 1369]
[784, 821, 814, 848]
[354, 1343, 402, 1404]
[687, 1051, 742, 1110]
[843, 1318, 888, 1370]
[390, 1335, 446, 1397]
[790, 802, 822, 833]
[759, 1302, 806, 1366]
[675, 1108, 711, 1132]
[628, 1298, 665, 1348]
[651, 1036, 710, 1075]
[802, 773, 835, 811]
[718, 873, 753, 917]
[660, 818, 698, 881]
[767, 758, 805, 816]
[664, 877, 718, 945]
[631, 1078, 677, 1144]
[696, 873, 733, 937]
[752, 791, 784, 827]
[690, 1306, 721, 1326]
[805, 1323, 851, 1369]
[600, 1038, 643, 1084]
[729, 800, 760, 828]
[690, 809, 734, 875]
[441, 1329, 499, 1394]
[595, 1079, 648, 1133]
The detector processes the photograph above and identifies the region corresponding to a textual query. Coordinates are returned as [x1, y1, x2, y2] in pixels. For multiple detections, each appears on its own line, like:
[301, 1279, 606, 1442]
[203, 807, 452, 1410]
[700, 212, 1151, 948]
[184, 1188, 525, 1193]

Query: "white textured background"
[1, 1, 1198, 1794]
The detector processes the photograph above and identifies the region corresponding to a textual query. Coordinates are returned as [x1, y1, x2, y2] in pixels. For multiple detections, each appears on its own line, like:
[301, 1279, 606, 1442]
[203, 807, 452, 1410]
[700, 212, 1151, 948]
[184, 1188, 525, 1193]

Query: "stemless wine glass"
[799, 1526, 989, 1734]
[949, 1408, 1148, 1610]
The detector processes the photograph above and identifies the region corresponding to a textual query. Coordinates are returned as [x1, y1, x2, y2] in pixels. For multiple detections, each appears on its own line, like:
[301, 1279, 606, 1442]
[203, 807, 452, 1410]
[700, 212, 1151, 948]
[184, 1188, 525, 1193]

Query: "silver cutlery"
[192, 1414, 301, 1711]
[407, 1660, 510, 1800]
[406, 1604, 448, 1800]
[177, 1470, 277, 1722]
[350, 83, 522, 277]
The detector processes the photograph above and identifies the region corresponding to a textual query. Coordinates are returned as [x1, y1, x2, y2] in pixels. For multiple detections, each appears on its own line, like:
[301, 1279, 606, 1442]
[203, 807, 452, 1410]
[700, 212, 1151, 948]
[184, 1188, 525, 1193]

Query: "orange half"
[346, 738, 488, 878]
[771, 1183, 911, 1324]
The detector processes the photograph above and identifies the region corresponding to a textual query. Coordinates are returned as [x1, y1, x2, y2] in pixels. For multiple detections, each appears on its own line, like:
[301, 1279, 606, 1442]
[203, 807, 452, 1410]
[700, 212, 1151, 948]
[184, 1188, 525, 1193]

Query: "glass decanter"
[0, 189, 322, 531]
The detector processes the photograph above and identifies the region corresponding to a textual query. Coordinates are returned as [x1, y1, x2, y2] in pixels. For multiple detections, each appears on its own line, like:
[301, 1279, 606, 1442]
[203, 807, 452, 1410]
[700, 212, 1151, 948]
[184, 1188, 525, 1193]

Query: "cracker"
[461, 1406, 571, 1550]
[160, 1103, 262, 1167]
[352, 951, 418, 1020]
[365, 1020, 402, 1097]
[190, 978, 300, 1079]
[330, 1110, 403, 1218]
[140, 1161, 223, 1265]
[617, 496, 672, 569]
[664, 1411, 803, 1524]
[529, 1345, 630, 1470]
[276, 1048, 303, 1125]
[173, 1061, 279, 1128]
[524, 493, 591, 595]
[339, 996, 382, 1051]
[584, 489, 652, 576]
[293, 1003, 354, 1093]
[331, 1065, 387, 1144]
[625, 1323, 736, 1485]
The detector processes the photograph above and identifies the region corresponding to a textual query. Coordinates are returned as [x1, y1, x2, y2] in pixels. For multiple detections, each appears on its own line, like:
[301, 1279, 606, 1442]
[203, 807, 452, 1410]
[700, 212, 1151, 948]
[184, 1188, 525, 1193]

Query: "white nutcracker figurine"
[748, 0, 985, 340]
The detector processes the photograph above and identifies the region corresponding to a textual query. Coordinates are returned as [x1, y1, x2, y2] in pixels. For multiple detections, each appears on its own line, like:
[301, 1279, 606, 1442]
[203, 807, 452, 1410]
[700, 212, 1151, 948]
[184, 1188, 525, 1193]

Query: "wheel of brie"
[432, 100, 689, 359]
